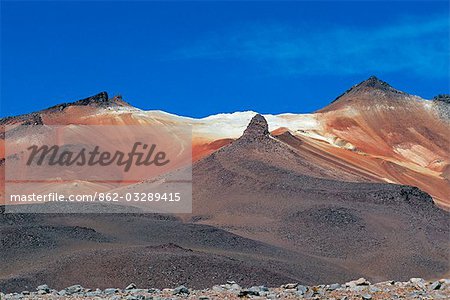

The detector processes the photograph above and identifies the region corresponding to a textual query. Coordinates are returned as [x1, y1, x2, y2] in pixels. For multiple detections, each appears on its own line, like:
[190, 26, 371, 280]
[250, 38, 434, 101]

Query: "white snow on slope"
[109, 107, 323, 139]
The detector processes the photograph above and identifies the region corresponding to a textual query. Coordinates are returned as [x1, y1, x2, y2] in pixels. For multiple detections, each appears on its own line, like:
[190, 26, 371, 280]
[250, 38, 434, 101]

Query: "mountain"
[188, 114, 449, 281]
[0, 76, 449, 292]
[314, 76, 449, 206]
[0, 113, 448, 292]
[1, 76, 449, 208]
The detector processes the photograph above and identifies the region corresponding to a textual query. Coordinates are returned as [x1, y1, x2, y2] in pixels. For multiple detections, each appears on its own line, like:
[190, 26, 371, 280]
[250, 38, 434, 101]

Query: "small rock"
[312, 285, 326, 296]
[65, 284, 83, 295]
[349, 286, 367, 293]
[282, 283, 298, 289]
[86, 290, 102, 297]
[221, 283, 241, 290]
[172, 285, 189, 295]
[361, 294, 372, 300]
[212, 285, 225, 292]
[328, 283, 341, 291]
[104, 288, 119, 294]
[353, 278, 370, 286]
[297, 285, 308, 295]
[128, 289, 147, 294]
[36, 284, 50, 294]
[238, 289, 260, 297]
[247, 286, 268, 293]
[429, 281, 442, 290]
[410, 278, 426, 289]
[125, 283, 137, 290]
[410, 278, 424, 284]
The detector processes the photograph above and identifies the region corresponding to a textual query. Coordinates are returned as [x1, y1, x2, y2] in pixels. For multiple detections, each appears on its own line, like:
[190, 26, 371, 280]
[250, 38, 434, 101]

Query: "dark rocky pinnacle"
[74, 91, 109, 106]
[433, 94, 450, 104]
[364, 75, 383, 85]
[242, 114, 269, 138]
[45, 91, 131, 112]
[331, 76, 406, 103]
[356, 75, 404, 94]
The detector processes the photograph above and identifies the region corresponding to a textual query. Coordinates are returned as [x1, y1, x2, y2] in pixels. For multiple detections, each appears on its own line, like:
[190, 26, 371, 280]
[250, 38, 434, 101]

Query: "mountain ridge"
[330, 75, 407, 104]
[1, 76, 449, 209]
[0, 95, 449, 293]
[0, 76, 439, 121]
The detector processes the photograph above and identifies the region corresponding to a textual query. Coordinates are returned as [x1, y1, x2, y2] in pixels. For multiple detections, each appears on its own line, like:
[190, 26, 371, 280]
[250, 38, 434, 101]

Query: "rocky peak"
[242, 114, 269, 138]
[432, 94, 450, 120]
[433, 94, 450, 104]
[47, 91, 130, 112]
[350, 76, 406, 95]
[74, 91, 110, 106]
[360, 75, 389, 87]
[330, 76, 406, 104]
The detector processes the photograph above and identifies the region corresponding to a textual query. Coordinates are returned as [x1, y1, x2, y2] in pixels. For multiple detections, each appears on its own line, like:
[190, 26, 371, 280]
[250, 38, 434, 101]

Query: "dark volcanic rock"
[432, 94, 450, 120]
[0, 91, 130, 125]
[433, 94, 450, 104]
[21, 113, 43, 126]
[331, 75, 406, 104]
[242, 114, 269, 139]
[47, 91, 129, 111]
[357, 76, 402, 93]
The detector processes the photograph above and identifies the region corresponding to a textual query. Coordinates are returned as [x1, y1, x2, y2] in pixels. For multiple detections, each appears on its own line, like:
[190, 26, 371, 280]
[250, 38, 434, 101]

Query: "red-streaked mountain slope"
[0, 76, 449, 207]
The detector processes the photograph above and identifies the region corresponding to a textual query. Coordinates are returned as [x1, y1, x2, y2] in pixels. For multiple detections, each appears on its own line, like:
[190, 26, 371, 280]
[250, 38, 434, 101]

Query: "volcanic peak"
[242, 114, 270, 139]
[331, 76, 406, 103]
[433, 94, 450, 104]
[47, 91, 130, 111]
[354, 75, 405, 94]
[73, 91, 110, 105]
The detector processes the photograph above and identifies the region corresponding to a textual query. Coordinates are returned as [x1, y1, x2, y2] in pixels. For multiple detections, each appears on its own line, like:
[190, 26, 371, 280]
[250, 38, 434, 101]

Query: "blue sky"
[1, 1, 449, 117]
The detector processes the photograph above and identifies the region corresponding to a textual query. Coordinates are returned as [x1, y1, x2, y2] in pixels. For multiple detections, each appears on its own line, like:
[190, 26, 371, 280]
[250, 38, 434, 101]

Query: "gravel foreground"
[1, 278, 449, 300]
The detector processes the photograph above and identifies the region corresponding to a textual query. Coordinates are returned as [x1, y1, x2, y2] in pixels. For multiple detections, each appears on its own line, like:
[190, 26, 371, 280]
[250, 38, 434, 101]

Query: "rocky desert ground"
[1, 278, 449, 299]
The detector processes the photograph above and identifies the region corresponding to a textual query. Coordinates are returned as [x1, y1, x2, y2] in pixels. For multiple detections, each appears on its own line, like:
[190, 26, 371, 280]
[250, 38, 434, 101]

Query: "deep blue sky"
[1, 1, 449, 118]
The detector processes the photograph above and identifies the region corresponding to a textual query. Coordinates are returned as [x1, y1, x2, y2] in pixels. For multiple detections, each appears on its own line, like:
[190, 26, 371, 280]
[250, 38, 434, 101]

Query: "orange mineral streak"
[192, 138, 234, 162]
